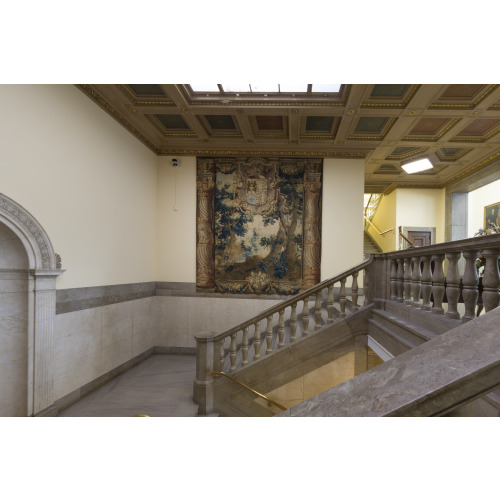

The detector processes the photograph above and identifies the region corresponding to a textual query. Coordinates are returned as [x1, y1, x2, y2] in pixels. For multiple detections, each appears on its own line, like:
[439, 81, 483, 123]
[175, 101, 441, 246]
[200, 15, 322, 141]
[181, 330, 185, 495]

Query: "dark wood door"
[407, 231, 431, 247]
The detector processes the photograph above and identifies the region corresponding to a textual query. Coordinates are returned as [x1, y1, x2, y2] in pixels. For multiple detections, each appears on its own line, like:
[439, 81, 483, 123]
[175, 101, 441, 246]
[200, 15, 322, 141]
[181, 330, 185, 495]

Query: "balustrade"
[195, 233, 500, 415]
[383, 233, 500, 324]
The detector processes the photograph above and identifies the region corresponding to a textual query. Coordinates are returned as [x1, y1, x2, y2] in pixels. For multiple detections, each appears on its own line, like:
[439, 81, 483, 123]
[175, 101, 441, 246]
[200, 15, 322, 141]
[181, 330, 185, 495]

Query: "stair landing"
[57, 354, 198, 417]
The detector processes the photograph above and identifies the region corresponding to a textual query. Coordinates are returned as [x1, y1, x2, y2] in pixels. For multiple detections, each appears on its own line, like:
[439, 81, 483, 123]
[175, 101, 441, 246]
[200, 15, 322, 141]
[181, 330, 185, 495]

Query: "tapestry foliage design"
[196, 157, 322, 294]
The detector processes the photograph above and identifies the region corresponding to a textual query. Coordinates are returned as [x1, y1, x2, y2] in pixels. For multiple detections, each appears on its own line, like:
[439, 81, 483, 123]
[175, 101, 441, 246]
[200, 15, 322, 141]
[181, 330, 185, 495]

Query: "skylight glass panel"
[190, 84, 221, 92]
[250, 84, 279, 93]
[311, 84, 342, 93]
[222, 84, 251, 93]
[279, 84, 308, 93]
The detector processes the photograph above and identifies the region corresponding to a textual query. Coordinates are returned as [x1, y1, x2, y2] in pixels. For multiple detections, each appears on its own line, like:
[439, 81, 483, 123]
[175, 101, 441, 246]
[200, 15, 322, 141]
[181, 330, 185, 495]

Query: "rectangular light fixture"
[401, 158, 434, 174]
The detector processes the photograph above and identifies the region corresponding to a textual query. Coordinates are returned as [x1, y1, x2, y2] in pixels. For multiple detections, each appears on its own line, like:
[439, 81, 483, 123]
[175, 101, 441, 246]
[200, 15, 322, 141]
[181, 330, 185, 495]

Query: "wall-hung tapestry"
[196, 157, 322, 295]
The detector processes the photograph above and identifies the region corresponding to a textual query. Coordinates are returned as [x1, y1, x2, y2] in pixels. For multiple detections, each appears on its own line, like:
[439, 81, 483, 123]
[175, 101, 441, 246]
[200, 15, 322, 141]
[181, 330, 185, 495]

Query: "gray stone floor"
[58, 354, 198, 417]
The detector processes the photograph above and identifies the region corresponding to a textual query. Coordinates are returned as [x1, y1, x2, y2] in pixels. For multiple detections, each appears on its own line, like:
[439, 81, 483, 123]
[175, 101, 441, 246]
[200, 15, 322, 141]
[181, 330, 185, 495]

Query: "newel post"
[193, 331, 217, 415]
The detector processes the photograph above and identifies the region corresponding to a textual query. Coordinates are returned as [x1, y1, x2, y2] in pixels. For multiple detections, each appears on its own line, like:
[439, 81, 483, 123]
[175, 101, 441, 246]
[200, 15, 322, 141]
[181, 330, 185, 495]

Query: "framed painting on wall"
[196, 156, 323, 295]
[484, 201, 500, 231]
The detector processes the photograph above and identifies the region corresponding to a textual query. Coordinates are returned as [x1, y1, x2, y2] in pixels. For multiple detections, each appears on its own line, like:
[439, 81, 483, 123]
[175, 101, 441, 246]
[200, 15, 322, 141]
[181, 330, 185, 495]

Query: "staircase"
[364, 232, 382, 255]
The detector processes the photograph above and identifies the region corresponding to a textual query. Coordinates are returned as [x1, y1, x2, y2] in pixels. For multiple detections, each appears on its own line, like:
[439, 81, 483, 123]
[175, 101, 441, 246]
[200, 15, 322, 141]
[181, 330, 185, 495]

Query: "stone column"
[196, 159, 216, 290]
[31, 270, 63, 416]
[302, 162, 322, 289]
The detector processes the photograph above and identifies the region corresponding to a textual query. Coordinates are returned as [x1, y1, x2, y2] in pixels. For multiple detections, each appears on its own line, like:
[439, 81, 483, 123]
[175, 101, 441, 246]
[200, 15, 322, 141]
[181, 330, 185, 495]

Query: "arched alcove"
[0, 193, 63, 416]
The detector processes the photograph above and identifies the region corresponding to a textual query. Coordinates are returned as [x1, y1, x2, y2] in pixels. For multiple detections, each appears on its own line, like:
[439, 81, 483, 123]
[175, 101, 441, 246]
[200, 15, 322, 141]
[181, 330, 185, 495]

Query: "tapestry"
[196, 157, 322, 295]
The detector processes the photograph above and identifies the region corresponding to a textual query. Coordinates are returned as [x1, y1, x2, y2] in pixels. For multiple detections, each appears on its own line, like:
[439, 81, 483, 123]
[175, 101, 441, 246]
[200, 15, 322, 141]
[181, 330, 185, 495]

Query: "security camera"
[172, 158, 179, 167]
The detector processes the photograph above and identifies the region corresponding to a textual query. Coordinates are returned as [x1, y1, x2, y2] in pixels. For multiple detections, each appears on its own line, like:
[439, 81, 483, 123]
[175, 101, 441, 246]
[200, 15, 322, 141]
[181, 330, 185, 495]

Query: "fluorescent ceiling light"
[190, 84, 220, 92]
[311, 84, 341, 93]
[401, 158, 434, 174]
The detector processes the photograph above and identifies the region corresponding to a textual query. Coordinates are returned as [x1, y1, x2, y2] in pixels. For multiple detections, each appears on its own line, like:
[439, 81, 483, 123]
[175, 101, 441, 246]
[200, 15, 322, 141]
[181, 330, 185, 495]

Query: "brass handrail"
[398, 226, 415, 248]
[364, 216, 393, 236]
[211, 371, 287, 411]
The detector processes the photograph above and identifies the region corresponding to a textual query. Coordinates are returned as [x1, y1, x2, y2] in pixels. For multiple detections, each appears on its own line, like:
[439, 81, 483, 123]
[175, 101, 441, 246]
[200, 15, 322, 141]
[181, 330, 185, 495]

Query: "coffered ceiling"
[77, 84, 500, 193]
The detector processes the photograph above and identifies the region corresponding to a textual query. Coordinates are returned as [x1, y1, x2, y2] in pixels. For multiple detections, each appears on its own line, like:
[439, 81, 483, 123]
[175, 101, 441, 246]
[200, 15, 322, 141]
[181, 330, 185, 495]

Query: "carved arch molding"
[196, 157, 322, 294]
[0, 192, 63, 416]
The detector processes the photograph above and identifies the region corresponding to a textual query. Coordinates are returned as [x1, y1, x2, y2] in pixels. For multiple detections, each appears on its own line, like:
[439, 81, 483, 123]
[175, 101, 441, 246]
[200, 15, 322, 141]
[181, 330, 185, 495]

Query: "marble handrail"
[384, 233, 500, 320]
[194, 257, 373, 414]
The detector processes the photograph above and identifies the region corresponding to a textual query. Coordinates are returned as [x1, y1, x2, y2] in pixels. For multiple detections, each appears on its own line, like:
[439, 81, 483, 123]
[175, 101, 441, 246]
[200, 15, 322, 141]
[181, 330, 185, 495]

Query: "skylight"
[189, 84, 341, 94]
[311, 84, 342, 93]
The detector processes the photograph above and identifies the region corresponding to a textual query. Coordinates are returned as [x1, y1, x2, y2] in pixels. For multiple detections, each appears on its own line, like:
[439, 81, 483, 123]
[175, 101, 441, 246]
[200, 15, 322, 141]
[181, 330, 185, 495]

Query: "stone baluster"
[396, 258, 404, 302]
[229, 332, 237, 371]
[418, 255, 431, 311]
[351, 271, 359, 311]
[339, 279, 346, 317]
[403, 257, 412, 305]
[431, 254, 445, 314]
[242, 327, 249, 366]
[219, 339, 226, 371]
[482, 248, 500, 312]
[363, 268, 369, 306]
[445, 252, 461, 319]
[327, 284, 334, 323]
[253, 321, 261, 360]
[278, 309, 285, 347]
[315, 291, 322, 330]
[462, 250, 479, 322]
[390, 259, 398, 301]
[411, 256, 422, 307]
[290, 304, 297, 342]
[302, 297, 310, 335]
[265, 315, 273, 354]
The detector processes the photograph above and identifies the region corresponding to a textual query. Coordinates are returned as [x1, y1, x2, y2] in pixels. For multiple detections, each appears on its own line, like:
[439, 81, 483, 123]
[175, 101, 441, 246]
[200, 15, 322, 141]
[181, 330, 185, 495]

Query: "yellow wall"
[395, 188, 446, 244]
[467, 179, 500, 237]
[368, 191, 397, 252]
[368, 188, 445, 252]
[0, 85, 158, 289]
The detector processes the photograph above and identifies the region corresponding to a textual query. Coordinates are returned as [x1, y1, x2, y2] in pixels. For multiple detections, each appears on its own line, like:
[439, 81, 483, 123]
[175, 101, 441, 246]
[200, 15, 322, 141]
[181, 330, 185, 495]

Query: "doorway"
[0, 222, 29, 416]
[400, 226, 435, 249]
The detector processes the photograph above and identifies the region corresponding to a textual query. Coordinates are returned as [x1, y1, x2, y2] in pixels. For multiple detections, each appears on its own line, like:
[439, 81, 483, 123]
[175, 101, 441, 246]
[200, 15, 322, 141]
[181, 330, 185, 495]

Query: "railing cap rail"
[382, 233, 500, 259]
[209, 256, 373, 343]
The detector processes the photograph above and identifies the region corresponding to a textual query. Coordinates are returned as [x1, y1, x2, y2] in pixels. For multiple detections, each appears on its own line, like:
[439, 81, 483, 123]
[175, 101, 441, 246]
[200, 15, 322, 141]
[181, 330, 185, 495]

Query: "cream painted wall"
[156, 157, 197, 282]
[0, 85, 158, 289]
[467, 179, 500, 237]
[321, 159, 364, 279]
[395, 189, 446, 245]
[368, 191, 397, 253]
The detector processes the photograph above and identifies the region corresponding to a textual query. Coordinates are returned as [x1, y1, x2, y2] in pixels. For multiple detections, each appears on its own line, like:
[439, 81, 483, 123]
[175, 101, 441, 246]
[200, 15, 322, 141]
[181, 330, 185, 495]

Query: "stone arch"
[0, 193, 63, 416]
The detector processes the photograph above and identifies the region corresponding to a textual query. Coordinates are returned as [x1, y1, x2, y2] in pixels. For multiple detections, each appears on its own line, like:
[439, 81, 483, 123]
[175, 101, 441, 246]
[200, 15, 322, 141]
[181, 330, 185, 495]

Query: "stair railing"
[194, 256, 374, 414]
[380, 233, 500, 321]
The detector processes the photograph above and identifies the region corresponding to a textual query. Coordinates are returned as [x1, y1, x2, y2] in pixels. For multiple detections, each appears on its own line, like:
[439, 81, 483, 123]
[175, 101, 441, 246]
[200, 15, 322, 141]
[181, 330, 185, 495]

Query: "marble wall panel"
[154, 296, 189, 347]
[53, 308, 102, 400]
[0, 361, 27, 416]
[186, 297, 222, 348]
[132, 297, 156, 357]
[101, 302, 133, 349]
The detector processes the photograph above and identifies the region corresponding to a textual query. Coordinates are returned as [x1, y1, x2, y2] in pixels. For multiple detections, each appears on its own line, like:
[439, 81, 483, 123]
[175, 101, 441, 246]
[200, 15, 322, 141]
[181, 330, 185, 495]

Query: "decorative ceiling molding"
[77, 84, 500, 191]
